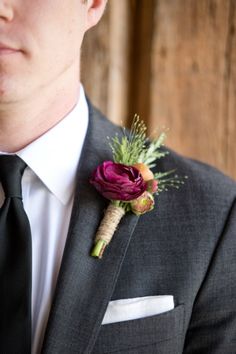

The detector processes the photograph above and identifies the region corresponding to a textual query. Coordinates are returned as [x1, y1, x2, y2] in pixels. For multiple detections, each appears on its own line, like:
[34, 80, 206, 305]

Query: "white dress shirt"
[0, 85, 89, 353]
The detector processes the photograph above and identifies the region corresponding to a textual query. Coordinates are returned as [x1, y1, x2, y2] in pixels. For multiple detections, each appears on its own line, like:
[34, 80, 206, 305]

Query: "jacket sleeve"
[183, 198, 236, 353]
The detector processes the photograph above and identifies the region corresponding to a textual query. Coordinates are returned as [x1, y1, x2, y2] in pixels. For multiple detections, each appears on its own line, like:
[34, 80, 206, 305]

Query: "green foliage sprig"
[108, 114, 187, 193]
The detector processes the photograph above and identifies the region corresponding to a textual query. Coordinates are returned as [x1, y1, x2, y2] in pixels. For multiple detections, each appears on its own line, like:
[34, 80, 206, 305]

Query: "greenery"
[109, 115, 169, 167]
[154, 171, 187, 194]
[108, 115, 187, 194]
[109, 115, 147, 165]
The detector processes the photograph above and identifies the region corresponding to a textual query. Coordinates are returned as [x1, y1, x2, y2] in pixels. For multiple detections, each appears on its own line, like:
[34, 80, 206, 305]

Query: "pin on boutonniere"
[90, 115, 187, 259]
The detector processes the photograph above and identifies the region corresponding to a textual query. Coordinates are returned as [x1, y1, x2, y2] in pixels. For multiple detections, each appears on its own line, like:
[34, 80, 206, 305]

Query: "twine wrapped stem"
[91, 203, 125, 259]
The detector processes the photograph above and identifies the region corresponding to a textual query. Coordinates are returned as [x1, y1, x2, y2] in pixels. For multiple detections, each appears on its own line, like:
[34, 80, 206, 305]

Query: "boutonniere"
[90, 115, 187, 259]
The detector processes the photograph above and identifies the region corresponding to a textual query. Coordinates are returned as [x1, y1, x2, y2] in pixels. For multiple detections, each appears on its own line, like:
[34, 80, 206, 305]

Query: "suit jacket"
[41, 100, 236, 354]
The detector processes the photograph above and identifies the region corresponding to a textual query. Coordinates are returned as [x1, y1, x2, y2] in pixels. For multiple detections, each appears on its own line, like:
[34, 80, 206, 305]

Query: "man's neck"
[0, 77, 80, 153]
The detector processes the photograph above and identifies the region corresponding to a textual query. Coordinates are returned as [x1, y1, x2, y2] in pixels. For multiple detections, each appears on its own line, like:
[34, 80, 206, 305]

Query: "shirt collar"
[16, 84, 89, 205]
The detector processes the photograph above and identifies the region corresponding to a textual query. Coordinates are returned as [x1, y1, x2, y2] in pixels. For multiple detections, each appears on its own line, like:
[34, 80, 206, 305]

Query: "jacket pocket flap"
[95, 304, 185, 353]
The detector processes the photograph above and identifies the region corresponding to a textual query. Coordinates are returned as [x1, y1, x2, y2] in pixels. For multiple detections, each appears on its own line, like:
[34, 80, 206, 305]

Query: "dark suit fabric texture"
[40, 100, 236, 354]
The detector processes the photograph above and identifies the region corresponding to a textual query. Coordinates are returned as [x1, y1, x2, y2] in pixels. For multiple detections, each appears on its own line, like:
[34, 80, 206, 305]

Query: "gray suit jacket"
[41, 101, 236, 353]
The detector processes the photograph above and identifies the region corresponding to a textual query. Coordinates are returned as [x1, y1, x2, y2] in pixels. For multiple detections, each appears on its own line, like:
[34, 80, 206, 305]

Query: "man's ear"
[85, 0, 108, 31]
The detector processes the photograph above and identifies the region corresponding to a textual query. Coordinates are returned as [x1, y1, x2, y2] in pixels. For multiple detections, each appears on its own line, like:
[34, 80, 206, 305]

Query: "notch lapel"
[42, 103, 140, 353]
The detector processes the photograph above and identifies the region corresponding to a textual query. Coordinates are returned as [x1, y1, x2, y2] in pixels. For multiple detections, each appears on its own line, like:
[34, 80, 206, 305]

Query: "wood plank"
[81, 1, 131, 124]
[127, 0, 156, 126]
[81, 4, 111, 115]
[149, 0, 235, 178]
[226, 0, 236, 178]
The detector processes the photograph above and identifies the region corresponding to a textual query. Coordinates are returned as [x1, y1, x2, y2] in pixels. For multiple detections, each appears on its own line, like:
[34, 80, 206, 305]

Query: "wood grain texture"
[81, 1, 131, 124]
[150, 0, 235, 177]
[81, 0, 236, 180]
[226, 0, 236, 179]
[81, 5, 110, 115]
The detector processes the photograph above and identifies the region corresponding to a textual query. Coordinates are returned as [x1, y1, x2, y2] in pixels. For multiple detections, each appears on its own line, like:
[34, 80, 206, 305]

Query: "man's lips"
[0, 44, 21, 55]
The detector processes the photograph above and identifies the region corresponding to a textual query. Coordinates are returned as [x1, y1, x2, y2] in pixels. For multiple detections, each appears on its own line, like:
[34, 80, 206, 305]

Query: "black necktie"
[0, 155, 32, 353]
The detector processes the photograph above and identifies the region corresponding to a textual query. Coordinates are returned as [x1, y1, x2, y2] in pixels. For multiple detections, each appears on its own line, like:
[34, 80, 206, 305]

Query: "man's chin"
[0, 92, 19, 105]
[0, 82, 27, 105]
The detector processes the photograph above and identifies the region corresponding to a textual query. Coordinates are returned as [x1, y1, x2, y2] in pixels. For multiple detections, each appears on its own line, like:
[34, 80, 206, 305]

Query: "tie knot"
[0, 155, 27, 198]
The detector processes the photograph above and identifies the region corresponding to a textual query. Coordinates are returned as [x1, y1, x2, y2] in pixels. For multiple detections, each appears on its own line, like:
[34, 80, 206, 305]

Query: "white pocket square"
[102, 295, 174, 325]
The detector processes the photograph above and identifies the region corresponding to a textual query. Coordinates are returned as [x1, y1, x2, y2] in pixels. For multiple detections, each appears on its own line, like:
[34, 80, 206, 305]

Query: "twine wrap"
[91, 203, 125, 258]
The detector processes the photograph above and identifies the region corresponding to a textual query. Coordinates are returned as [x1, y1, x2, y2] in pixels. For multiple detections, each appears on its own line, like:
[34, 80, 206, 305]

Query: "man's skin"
[0, 0, 107, 152]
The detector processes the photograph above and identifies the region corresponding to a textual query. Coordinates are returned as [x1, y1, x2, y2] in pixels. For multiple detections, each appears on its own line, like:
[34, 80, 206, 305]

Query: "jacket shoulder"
[162, 148, 236, 206]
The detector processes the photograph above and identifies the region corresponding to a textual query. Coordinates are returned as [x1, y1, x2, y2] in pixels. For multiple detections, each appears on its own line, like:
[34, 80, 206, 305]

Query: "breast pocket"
[93, 304, 185, 354]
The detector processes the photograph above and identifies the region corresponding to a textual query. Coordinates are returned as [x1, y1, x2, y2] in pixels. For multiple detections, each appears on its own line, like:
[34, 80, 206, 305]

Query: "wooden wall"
[81, 0, 236, 180]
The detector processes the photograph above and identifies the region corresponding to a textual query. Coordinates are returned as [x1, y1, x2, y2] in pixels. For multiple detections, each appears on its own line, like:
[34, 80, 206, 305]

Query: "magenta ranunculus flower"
[90, 161, 147, 201]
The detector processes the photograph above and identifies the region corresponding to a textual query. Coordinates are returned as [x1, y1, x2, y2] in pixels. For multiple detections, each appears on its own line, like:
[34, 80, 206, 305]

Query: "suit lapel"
[42, 102, 140, 353]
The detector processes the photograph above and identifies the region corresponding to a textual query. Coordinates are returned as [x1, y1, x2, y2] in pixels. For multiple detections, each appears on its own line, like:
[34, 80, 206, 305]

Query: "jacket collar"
[42, 100, 140, 353]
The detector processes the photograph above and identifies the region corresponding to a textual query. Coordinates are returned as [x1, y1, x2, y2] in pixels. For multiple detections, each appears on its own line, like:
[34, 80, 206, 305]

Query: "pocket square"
[102, 295, 174, 325]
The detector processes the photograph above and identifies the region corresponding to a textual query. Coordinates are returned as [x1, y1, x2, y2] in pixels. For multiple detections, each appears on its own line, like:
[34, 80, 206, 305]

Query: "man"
[0, 0, 235, 353]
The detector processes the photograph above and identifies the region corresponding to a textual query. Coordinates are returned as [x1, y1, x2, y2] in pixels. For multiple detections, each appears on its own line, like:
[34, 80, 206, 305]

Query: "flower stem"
[90, 203, 125, 259]
[91, 240, 107, 259]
